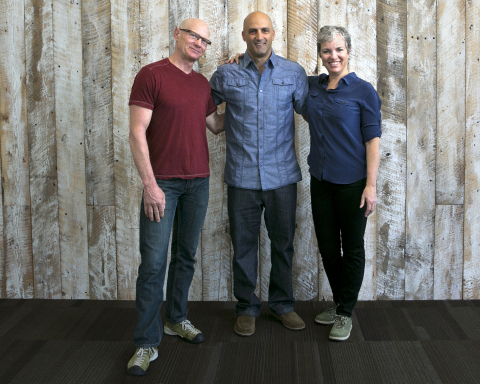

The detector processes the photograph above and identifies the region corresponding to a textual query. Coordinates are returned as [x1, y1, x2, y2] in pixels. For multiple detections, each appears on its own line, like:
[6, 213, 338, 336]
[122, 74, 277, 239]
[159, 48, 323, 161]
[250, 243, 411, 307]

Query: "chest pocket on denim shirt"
[225, 78, 248, 102]
[272, 77, 294, 103]
[334, 98, 360, 119]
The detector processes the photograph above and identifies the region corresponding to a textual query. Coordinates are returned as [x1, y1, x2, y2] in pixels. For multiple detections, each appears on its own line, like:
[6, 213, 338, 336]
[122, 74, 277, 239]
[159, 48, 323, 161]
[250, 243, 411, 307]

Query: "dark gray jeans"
[227, 183, 297, 317]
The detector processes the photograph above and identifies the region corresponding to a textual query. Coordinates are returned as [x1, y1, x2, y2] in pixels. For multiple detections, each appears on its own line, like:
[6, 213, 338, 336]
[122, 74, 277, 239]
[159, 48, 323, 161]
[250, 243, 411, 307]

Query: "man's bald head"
[243, 11, 273, 33]
[179, 18, 210, 39]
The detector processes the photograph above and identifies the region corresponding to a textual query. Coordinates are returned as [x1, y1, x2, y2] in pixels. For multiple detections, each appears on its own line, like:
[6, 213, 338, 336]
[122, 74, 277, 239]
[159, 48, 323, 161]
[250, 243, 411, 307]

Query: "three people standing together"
[127, 12, 381, 376]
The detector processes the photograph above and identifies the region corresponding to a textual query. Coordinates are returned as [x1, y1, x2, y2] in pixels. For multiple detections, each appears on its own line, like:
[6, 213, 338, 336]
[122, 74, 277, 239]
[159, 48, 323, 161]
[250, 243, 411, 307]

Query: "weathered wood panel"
[464, 0, 480, 299]
[258, 0, 287, 58]
[0, 0, 30, 207]
[54, 0, 89, 299]
[82, 0, 114, 206]
[436, 0, 465, 204]
[434, 205, 464, 300]
[375, 0, 406, 301]
[405, 0, 436, 300]
[88, 206, 117, 300]
[140, 0, 169, 65]
[346, 0, 377, 301]
[112, 0, 141, 300]
[199, 0, 231, 301]
[227, 0, 256, 56]
[25, 0, 61, 299]
[30, 178, 61, 298]
[288, 0, 318, 300]
[5, 206, 34, 298]
[82, 0, 116, 303]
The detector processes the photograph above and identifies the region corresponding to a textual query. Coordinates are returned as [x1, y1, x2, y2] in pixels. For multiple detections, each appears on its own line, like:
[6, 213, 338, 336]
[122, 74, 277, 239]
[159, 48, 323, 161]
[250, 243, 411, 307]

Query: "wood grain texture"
[30, 178, 61, 299]
[5, 206, 34, 298]
[346, 0, 378, 301]
[436, 0, 465, 204]
[88, 206, 117, 300]
[54, 0, 89, 300]
[25, 0, 61, 299]
[0, 0, 30, 207]
[288, 0, 318, 300]
[82, 0, 114, 206]
[463, 0, 480, 299]
[258, 0, 287, 58]
[227, 0, 256, 56]
[375, 0, 406, 301]
[405, 0, 436, 300]
[111, 0, 141, 300]
[199, 0, 231, 301]
[434, 205, 464, 299]
[140, 0, 169, 65]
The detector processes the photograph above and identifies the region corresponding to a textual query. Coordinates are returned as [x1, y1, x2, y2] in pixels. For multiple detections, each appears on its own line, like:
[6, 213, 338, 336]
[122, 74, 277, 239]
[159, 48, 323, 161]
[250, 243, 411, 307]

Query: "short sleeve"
[360, 84, 382, 142]
[206, 94, 216, 116]
[209, 69, 225, 106]
[129, 67, 157, 110]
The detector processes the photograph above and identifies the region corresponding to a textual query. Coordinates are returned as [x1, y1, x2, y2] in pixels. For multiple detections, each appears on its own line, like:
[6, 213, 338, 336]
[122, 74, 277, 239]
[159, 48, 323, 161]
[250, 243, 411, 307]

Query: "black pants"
[228, 184, 297, 317]
[311, 176, 368, 317]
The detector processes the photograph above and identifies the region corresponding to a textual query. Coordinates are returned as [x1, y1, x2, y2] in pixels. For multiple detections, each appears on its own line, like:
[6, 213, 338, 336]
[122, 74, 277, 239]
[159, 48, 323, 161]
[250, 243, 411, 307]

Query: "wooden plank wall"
[1, 0, 479, 301]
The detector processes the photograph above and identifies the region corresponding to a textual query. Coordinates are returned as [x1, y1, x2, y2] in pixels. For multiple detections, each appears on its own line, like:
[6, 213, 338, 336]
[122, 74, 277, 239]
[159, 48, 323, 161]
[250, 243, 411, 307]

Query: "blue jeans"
[228, 184, 297, 317]
[134, 177, 209, 348]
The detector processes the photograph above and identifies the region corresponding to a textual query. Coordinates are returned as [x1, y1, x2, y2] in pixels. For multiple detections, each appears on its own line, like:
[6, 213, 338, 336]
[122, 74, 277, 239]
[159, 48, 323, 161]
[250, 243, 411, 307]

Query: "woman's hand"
[225, 53, 244, 64]
[360, 185, 377, 217]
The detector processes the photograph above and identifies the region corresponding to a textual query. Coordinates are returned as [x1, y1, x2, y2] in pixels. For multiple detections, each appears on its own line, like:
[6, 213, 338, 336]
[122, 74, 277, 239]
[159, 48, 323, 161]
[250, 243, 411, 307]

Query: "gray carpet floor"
[1, 299, 479, 383]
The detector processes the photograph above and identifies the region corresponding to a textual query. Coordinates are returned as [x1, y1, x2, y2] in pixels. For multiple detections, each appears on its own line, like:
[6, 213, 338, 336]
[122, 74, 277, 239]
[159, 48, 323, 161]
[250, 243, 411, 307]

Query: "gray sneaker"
[127, 347, 158, 376]
[329, 315, 352, 341]
[315, 303, 337, 324]
[164, 319, 205, 344]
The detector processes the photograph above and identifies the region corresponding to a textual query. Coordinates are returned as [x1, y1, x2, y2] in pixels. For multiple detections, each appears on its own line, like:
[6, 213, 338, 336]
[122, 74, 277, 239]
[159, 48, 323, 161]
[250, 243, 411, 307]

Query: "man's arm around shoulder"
[129, 104, 165, 222]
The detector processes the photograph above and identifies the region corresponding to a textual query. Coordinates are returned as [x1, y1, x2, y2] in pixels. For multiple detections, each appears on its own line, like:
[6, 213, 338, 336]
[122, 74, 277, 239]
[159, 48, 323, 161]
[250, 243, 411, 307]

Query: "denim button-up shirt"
[210, 50, 308, 190]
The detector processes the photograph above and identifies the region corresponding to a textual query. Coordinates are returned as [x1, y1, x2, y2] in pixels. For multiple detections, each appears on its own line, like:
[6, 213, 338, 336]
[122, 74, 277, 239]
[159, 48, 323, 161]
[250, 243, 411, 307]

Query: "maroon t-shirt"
[129, 58, 216, 179]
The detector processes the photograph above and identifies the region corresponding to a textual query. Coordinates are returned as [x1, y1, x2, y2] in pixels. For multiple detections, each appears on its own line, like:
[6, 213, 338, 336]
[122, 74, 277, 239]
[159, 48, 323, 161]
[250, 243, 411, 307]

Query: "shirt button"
[260, 164, 263, 167]
[260, 90, 263, 93]
[260, 108, 263, 111]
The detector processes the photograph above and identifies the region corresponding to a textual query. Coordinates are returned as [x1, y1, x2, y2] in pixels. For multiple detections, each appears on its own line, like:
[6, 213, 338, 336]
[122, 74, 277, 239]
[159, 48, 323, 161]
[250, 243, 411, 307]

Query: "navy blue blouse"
[305, 72, 382, 184]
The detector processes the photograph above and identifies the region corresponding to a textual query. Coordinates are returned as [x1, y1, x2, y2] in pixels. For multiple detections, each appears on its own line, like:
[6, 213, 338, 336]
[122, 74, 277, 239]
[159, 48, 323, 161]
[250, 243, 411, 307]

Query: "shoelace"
[181, 320, 200, 335]
[333, 315, 348, 329]
[133, 347, 154, 366]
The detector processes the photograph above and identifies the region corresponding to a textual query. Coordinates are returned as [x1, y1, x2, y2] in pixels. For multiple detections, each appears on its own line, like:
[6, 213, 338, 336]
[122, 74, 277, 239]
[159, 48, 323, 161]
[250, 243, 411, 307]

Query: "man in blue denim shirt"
[210, 11, 308, 336]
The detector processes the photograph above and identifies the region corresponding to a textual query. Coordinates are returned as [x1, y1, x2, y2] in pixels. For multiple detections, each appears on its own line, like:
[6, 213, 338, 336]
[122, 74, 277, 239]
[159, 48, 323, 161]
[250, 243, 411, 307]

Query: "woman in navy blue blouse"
[306, 26, 381, 341]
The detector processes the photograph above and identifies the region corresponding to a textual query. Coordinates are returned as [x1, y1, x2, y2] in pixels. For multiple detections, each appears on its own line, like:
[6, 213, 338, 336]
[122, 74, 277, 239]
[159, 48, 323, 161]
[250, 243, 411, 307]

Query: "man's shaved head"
[179, 18, 210, 39]
[243, 11, 273, 32]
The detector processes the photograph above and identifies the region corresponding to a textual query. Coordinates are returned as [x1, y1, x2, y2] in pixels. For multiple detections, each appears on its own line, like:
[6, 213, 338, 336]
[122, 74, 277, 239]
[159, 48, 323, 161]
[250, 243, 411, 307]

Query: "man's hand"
[360, 185, 377, 217]
[143, 183, 165, 222]
[225, 53, 244, 64]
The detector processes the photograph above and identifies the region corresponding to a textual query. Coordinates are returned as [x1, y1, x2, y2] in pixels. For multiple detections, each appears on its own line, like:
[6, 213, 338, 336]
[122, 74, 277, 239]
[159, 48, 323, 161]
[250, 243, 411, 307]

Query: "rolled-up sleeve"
[360, 85, 382, 143]
[293, 67, 309, 115]
[209, 70, 225, 106]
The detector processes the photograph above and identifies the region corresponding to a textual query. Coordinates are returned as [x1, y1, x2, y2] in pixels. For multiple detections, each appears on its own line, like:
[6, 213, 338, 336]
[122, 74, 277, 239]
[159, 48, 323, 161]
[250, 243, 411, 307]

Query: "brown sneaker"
[234, 315, 255, 336]
[275, 311, 305, 330]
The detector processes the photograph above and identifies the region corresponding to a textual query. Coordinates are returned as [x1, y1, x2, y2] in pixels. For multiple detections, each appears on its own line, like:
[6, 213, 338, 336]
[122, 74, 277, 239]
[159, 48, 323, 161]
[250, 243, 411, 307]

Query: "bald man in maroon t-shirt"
[127, 18, 224, 376]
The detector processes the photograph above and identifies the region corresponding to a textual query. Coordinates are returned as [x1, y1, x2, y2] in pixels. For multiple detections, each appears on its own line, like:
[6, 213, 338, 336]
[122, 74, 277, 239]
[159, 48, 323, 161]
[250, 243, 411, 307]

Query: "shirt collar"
[243, 49, 277, 69]
[320, 72, 358, 86]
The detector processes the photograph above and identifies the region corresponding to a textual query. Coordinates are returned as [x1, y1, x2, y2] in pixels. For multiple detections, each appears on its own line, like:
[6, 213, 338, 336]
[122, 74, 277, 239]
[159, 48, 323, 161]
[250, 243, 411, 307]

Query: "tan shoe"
[234, 315, 256, 336]
[276, 311, 305, 330]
